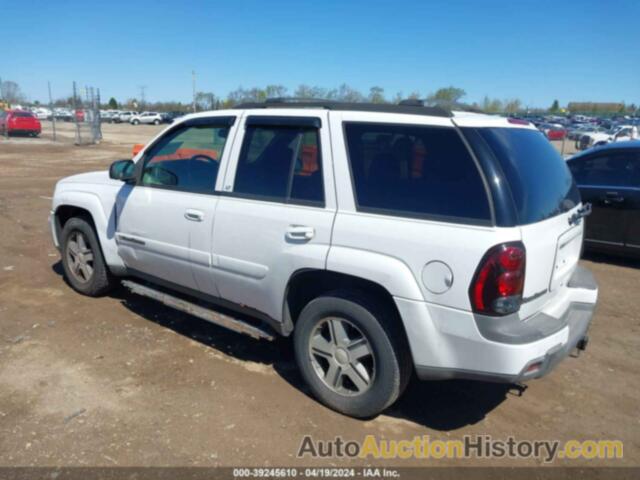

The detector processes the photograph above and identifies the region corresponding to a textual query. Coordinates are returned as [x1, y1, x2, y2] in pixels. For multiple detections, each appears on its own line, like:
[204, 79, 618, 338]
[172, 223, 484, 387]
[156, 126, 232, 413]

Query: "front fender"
[53, 190, 125, 274]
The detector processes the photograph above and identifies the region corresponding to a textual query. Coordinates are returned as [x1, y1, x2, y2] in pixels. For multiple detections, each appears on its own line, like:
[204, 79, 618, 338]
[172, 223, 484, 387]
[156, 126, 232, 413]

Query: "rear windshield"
[13, 111, 34, 118]
[466, 127, 580, 224]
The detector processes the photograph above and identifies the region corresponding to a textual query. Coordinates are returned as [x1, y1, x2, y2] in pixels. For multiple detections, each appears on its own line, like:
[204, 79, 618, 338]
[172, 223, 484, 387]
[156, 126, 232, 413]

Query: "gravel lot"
[0, 122, 638, 468]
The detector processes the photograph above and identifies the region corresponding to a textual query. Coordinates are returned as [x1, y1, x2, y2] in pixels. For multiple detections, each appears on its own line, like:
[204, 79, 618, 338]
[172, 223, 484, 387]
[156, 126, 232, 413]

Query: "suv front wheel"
[60, 216, 115, 297]
[294, 291, 411, 418]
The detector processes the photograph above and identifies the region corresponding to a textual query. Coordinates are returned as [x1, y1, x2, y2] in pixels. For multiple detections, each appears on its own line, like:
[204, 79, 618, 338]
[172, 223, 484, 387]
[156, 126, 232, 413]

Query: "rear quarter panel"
[327, 111, 522, 309]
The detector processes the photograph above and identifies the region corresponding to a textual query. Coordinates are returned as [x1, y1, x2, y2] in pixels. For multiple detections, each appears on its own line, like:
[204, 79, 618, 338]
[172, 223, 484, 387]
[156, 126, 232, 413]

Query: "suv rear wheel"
[293, 291, 411, 418]
[61, 216, 115, 297]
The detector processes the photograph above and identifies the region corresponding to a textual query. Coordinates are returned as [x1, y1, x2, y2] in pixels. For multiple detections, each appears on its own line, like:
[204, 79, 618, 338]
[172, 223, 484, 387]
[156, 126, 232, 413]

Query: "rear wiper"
[568, 203, 592, 226]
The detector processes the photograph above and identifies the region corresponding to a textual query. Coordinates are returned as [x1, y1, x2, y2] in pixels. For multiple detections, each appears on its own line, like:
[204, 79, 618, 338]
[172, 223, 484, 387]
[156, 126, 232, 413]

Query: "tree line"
[1, 78, 637, 115]
[92, 85, 640, 116]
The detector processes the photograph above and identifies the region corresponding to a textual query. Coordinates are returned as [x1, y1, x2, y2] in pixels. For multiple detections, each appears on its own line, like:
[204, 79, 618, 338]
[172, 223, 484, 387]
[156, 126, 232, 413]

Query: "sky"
[1, 0, 638, 107]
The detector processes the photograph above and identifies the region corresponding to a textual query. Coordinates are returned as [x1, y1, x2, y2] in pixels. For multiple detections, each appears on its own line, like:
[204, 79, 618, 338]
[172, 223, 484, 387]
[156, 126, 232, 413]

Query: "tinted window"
[569, 152, 640, 187]
[470, 128, 580, 224]
[234, 126, 324, 205]
[344, 123, 491, 223]
[141, 124, 230, 193]
[13, 111, 34, 118]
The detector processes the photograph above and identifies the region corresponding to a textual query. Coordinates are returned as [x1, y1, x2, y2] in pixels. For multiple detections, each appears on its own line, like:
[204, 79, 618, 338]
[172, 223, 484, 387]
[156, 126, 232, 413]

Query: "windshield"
[464, 127, 580, 225]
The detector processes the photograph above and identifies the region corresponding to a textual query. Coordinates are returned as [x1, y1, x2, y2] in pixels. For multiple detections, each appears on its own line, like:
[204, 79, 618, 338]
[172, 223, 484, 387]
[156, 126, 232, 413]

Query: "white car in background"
[130, 112, 163, 125]
[32, 107, 52, 120]
[577, 125, 639, 150]
[100, 110, 121, 123]
[114, 111, 138, 123]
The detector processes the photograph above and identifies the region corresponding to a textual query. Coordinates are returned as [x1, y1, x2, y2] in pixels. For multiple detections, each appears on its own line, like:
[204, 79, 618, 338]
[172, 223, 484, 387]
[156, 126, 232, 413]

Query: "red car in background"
[538, 123, 566, 141]
[0, 110, 42, 137]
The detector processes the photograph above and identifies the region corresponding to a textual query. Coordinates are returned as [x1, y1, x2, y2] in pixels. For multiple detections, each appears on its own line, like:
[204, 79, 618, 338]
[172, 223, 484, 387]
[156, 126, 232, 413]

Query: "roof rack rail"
[264, 97, 331, 104]
[398, 98, 425, 107]
[233, 98, 452, 118]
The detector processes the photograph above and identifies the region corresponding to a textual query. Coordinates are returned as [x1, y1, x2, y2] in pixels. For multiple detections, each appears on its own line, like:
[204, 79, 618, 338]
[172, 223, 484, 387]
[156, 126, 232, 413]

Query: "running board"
[121, 280, 275, 341]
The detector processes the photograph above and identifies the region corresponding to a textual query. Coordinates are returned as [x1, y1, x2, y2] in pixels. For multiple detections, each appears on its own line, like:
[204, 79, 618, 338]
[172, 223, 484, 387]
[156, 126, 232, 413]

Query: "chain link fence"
[70, 82, 102, 145]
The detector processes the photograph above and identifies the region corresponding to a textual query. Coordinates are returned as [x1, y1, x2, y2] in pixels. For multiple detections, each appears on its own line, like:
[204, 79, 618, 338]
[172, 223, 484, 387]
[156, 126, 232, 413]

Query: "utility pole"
[138, 85, 147, 110]
[48, 81, 56, 141]
[72, 81, 80, 145]
[0, 76, 6, 138]
[192, 70, 196, 113]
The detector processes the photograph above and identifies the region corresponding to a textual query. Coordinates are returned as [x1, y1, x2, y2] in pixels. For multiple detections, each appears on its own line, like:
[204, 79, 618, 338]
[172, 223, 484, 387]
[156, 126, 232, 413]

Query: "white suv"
[49, 100, 598, 417]
[130, 111, 163, 125]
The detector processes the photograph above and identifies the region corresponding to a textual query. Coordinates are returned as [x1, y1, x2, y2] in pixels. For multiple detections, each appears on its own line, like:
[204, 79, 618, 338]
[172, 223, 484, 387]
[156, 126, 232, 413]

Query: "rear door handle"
[286, 225, 315, 241]
[184, 209, 204, 222]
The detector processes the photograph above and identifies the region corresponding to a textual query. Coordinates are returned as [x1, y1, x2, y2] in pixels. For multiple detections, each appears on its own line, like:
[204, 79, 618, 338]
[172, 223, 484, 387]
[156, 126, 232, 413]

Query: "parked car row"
[102, 110, 186, 125]
[514, 113, 640, 148]
[576, 125, 639, 150]
[8, 106, 187, 126]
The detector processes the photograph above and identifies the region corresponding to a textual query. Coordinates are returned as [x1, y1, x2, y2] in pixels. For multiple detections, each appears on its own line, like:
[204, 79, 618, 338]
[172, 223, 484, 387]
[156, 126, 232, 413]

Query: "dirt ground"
[0, 121, 638, 468]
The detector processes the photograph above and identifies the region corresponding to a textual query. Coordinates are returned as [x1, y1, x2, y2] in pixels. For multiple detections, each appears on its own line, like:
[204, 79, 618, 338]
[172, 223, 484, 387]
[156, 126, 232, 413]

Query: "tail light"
[469, 242, 526, 316]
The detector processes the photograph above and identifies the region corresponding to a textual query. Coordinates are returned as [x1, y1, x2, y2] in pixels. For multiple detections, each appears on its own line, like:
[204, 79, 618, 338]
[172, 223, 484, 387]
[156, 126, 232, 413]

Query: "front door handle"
[184, 209, 204, 222]
[286, 225, 315, 241]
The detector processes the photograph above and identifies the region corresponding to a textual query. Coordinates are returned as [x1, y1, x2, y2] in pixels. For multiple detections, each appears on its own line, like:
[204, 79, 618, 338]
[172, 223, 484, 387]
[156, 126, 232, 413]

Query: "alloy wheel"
[66, 231, 95, 283]
[309, 317, 375, 396]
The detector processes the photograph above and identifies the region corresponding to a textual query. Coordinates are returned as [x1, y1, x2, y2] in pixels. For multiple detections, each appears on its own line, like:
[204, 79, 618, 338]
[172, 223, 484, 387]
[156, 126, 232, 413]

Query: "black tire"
[294, 291, 412, 418]
[60, 216, 116, 297]
[153, 119, 160, 125]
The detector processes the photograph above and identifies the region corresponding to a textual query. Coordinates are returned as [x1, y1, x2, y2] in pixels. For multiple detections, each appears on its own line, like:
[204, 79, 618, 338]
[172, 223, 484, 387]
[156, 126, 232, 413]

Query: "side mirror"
[109, 159, 136, 182]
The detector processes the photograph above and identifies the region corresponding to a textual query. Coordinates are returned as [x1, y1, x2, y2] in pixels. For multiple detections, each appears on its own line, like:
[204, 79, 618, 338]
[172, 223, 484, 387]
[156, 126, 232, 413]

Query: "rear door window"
[233, 125, 324, 205]
[343, 122, 491, 224]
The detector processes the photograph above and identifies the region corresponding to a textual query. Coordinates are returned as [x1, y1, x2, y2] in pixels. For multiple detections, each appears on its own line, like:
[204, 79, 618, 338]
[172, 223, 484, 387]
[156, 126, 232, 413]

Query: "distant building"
[568, 102, 625, 114]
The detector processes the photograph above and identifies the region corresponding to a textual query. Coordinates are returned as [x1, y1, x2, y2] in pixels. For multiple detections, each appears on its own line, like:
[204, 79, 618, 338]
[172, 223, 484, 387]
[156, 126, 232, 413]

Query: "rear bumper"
[414, 301, 594, 383]
[396, 265, 598, 383]
[8, 128, 41, 134]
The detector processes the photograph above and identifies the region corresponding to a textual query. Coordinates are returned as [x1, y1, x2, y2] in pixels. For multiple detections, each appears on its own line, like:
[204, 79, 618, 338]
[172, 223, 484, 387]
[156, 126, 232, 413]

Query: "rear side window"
[344, 122, 491, 224]
[569, 152, 640, 188]
[234, 126, 324, 205]
[467, 127, 580, 224]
